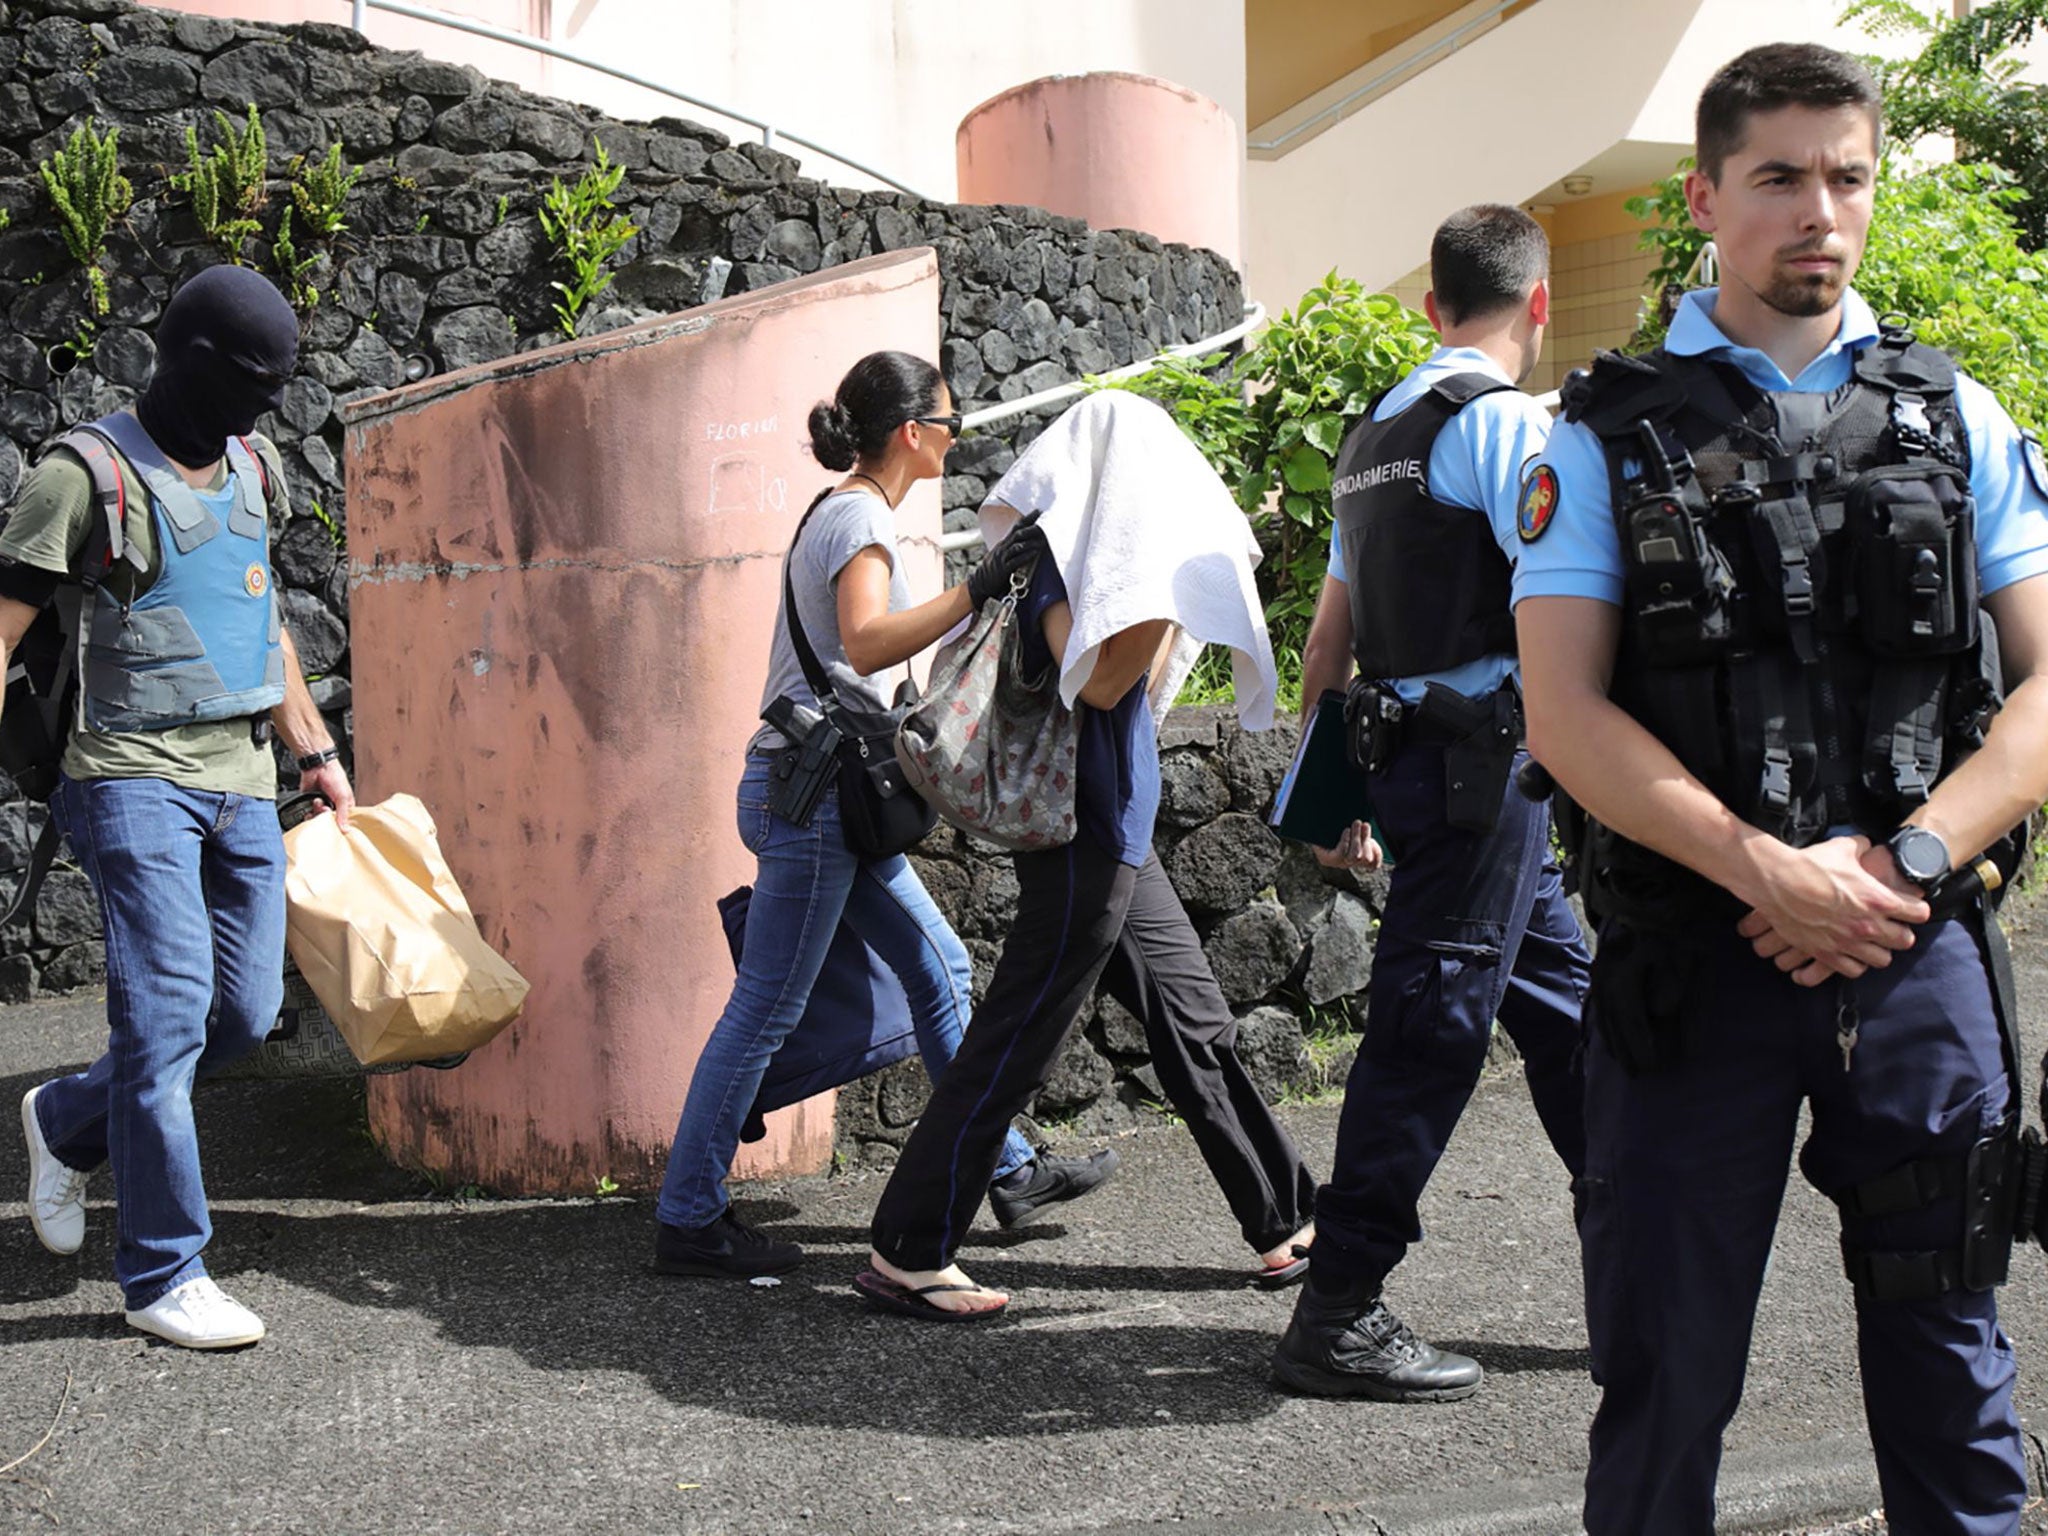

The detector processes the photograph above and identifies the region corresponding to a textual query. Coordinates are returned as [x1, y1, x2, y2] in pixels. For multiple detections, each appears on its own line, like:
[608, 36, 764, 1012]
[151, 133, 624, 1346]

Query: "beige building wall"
[1242, 0, 1711, 318]
[534, 0, 1246, 205]
[1532, 191, 1658, 394]
[155, 0, 1245, 209]
[1242, 0, 1979, 330]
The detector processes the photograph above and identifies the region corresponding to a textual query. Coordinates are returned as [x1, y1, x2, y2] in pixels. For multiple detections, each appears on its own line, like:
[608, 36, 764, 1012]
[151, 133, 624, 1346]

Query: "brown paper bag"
[282, 793, 529, 1066]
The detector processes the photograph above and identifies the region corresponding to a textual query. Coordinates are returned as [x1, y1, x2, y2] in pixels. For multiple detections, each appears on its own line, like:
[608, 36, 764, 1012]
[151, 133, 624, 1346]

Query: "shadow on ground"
[0, 1061, 1342, 1443]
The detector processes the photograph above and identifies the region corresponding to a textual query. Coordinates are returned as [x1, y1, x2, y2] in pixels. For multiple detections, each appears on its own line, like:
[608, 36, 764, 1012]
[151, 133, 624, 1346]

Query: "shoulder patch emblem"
[2023, 430, 2048, 501]
[1517, 465, 1559, 543]
[244, 562, 269, 598]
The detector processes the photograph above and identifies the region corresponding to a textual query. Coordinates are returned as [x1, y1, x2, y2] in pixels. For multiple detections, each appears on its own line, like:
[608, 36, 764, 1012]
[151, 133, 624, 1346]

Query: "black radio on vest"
[1331, 373, 1520, 680]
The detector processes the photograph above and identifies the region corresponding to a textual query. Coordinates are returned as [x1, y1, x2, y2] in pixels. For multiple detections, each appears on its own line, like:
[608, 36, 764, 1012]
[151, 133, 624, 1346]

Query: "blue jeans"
[34, 775, 286, 1310]
[657, 754, 1031, 1230]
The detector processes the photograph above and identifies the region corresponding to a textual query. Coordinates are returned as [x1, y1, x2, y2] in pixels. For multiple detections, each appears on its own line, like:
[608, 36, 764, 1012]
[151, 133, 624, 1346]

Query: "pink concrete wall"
[149, 0, 557, 97]
[342, 250, 945, 1196]
[956, 72, 1243, 268]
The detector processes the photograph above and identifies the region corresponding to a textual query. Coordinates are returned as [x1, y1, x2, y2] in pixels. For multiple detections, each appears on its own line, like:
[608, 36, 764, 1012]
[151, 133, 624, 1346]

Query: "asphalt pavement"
[2, 894, 2047, 1535]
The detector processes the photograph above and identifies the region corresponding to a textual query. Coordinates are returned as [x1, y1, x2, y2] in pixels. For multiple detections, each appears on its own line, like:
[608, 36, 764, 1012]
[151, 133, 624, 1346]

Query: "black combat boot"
[1271, 1276, 1484, 1402]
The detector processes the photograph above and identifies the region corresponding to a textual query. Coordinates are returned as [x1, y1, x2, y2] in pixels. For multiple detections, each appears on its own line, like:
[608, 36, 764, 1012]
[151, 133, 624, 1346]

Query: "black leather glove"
[965, 513, 1049, 609]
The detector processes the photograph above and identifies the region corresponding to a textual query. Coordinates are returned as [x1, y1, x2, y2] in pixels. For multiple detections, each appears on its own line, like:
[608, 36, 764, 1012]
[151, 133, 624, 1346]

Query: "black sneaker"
[1271, 1281, 1483, 1402]
[652, 1210, 803, 1278]
[988, 1148, 1121, 1229]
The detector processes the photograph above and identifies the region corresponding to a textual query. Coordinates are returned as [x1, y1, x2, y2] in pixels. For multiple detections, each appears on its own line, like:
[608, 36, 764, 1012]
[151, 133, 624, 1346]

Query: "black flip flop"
[853, 1268, 1008, 1323]
[1254, 1245, 1311, 1291]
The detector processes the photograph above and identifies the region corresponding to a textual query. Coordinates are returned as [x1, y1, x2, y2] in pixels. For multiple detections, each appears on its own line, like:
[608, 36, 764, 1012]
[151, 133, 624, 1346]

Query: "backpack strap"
[237, 436, 275, 503]
[0, 813, 63, 931]
[53, 426, 129, 583]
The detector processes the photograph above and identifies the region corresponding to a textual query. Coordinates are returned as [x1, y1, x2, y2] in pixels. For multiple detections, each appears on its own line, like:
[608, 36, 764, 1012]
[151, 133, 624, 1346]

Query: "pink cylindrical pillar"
[343, 250, 944, 1195]
[957, 72, 1243, 267]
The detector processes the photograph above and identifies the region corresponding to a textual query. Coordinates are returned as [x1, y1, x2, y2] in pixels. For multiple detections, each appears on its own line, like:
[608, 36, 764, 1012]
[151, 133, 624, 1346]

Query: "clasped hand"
[1736, 834, 1928, 987]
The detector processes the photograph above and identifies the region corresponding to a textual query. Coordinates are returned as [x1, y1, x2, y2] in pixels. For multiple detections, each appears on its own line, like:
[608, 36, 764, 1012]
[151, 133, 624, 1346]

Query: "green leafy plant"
[290, 142, 359, 240]
[307, 499, 344, 548]
[538, 138, 638, 339]
[494, 192, 509, 226]
[271, 206, 320, 310]
[51, 317, 98, 370]
[176, 104, 269, 264]
[594, 1174, 621, 1197]
[1857, 161, 2048, 433]
[36, 117, 132, 316]
[1242, 276, 1439, 673]
[1621, 158, 1709, 347]
[1847, 0, 2048, 249]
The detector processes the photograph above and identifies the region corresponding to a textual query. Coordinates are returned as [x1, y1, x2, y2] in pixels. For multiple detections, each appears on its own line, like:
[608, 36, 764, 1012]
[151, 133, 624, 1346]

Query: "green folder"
[1268, 689, 1389, 862]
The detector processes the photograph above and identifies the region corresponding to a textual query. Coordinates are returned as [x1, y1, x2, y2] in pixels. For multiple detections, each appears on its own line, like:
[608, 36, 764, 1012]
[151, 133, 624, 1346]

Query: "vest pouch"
[1619, 490, 1735, 666]
[1845, 464, 1978, 658]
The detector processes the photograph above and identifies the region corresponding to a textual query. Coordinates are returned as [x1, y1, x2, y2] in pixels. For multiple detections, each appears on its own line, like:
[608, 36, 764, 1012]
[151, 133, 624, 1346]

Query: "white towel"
[980, 391, 1280, 730]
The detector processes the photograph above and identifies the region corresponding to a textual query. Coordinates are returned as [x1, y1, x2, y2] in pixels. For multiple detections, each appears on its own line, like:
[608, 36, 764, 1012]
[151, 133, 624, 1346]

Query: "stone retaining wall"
[0, 0, 1243, 998]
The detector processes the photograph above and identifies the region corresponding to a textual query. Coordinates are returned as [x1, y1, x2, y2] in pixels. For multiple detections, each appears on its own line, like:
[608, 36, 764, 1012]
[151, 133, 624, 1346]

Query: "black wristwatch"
[1887, 825, 1951, 892]
[295, 746, 341, 772]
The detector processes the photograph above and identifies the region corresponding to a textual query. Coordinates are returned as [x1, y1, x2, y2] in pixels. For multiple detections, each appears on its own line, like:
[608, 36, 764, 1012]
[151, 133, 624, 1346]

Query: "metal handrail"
[1248, 0, 1525, 153]
[347, 0, 931, 197]
[935, 301, 1266, 552]
[958, 300, 1265, 434]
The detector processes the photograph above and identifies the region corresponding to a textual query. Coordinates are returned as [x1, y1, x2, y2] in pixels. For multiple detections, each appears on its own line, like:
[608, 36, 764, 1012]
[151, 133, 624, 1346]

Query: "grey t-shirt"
[751, 488, 913, 752]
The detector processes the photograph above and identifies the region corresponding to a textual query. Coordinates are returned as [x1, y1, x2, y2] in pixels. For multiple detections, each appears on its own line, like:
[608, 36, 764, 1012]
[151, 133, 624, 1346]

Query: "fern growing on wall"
[37, 118, 132, 316]
[538, 138, 638, 338]
[291, 143, 359, 240]
[176, 104, 269, 265]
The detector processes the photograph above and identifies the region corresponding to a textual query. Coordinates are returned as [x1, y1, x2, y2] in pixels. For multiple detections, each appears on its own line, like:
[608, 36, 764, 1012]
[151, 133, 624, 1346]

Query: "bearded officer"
[1515, 44, 2048, 1534]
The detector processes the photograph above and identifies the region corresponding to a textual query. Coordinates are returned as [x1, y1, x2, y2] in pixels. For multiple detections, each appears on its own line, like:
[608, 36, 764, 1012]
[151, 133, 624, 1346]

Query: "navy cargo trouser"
[1581, 914, 2026, 1536]
[1308, 739, 1590, 1291]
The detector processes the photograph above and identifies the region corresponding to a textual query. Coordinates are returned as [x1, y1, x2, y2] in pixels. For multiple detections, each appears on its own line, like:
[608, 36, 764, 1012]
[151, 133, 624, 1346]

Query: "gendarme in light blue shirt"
[1327, 345, 1553, 704]
[1514, 287, 2048, 607]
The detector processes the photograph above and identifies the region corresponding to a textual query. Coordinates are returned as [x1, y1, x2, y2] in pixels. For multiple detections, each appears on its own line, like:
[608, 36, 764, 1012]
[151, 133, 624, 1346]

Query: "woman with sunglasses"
[651, 350, 1118, 1278]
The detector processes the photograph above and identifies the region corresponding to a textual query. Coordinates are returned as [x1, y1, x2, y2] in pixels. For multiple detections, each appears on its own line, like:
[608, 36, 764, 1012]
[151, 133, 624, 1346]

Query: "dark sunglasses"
[913, 413, 964, 435]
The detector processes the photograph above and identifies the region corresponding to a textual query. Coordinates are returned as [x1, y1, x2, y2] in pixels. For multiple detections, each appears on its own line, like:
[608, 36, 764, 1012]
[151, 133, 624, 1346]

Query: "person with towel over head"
[856, 389, 1321, 1321]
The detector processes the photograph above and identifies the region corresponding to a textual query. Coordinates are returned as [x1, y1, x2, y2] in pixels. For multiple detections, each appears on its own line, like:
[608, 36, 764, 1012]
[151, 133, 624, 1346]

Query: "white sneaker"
[21, 1085, 89, 1256]
[125, 1277, 266, 1350]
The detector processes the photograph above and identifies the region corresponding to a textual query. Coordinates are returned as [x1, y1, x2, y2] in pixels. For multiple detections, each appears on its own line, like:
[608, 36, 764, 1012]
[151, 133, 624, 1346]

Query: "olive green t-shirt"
[0, 431, 292, 797]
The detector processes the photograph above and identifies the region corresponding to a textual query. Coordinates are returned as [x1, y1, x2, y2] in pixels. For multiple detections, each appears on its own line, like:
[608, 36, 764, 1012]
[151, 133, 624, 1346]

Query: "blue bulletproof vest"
[70, 413, 285, 735]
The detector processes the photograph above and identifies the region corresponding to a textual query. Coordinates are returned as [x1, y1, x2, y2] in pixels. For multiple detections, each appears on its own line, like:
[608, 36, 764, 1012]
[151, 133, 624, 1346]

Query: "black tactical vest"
[1331, 372, 1520, 680]
[1561, 327, 2003, 924]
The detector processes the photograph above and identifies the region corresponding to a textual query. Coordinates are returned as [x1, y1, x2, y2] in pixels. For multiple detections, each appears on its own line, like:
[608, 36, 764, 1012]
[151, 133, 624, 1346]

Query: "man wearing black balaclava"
[0, 264, 355, 1350]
